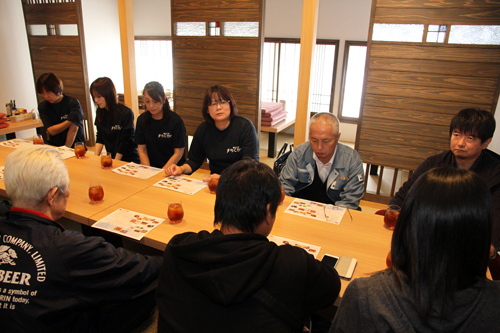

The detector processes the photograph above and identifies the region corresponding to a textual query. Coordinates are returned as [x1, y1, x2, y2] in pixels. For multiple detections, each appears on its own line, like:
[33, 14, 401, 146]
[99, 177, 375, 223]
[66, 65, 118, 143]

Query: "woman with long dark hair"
[135, 81, 186, 169]
[330, 167, 500, 332]
[90, 77, 139, 163]
[165, 85, 258, 180]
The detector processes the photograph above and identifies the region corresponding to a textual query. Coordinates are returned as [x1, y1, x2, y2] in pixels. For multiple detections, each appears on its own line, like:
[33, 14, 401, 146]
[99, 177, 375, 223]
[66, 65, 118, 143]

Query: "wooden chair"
[362, 163, 413, 205]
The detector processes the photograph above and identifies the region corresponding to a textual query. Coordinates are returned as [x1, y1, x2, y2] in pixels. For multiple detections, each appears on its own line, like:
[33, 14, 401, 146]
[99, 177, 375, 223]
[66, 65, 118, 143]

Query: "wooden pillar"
[117, 0, 139, 119]
[294, 0, 319, 146]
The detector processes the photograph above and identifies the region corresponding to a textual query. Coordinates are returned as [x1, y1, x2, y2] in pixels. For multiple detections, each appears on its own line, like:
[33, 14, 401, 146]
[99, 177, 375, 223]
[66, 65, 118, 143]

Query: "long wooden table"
[0, 144, 392, 296]
[89, 185, 392, 296]
[0, 145, 166, 225]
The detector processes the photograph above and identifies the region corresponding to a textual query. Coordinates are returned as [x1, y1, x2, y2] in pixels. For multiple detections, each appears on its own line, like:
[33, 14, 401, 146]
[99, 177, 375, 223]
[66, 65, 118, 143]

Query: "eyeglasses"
[324, 204, 353, 223]
[209, 99, 230, 108]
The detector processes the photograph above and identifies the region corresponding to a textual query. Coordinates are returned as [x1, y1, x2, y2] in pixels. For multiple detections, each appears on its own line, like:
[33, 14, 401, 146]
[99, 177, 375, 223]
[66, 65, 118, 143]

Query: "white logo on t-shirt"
[227, 146, 241, 153]
[158, 132, 172, 139]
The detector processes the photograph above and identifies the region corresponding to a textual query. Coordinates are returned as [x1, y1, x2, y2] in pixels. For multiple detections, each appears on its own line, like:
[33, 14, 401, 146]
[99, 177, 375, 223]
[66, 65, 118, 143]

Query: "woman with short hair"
[330, 166, 500, 332]
[165, 85, 259, 180]
[90, 77, 139, 163]
[135, 81, 187, 169]
[36, 72, 86, 148]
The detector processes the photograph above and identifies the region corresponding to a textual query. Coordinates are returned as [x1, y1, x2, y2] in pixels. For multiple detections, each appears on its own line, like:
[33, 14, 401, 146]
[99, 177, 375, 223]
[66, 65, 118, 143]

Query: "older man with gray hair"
[0, 145, 161, 333]
[279, 112, 364, 210]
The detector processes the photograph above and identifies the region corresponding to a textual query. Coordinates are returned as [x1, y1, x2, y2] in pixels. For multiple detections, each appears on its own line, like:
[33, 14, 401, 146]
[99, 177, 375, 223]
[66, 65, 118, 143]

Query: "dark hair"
[201, 85, 238, 126]
[142, 81, 172, 126]
[391, 166, 491, 320]
[36, 72, 63, 95]
[214, 159, 281, 233]
[449, 108, 496, 143]
[90, 77, 119, 124]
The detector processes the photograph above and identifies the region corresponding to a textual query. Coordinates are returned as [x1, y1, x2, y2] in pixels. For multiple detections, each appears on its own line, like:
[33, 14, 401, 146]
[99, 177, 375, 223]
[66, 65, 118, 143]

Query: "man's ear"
[482, 138, 492, 150]
[46, 187, 58, 207]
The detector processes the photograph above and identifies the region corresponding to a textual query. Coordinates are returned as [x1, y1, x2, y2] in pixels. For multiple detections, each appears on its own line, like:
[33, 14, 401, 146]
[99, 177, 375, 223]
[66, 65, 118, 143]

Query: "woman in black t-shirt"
[164, 85, 259, 180]
[136, 81, 186, 169]
[36, 72, 86, 148]
[90, 77, 139, 163]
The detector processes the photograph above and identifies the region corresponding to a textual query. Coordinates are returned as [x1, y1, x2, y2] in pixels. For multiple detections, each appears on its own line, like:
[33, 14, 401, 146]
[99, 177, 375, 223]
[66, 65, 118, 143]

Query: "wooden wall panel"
[370, 43, 500, 63]
[374, 8, 500, 24]
[365, 84, 494, 104]
[362, 106, 454, 126]
[172, 0, 260, 21]
[23, 3, 78, 24]
[173, 9, 260, 22]
[171, 0, 264, 136]
[363, 95, 491, 115]
[356, 0, 500, 201]
[367, 71, 498, 91]
[376, 0, 500, 8]
[368, 58, 500, 77]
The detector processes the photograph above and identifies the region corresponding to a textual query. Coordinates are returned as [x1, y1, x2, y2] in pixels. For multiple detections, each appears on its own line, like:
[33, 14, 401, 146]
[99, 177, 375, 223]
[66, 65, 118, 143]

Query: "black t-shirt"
[186, 116, 259, 174]
[95, 104, 139, 163]
[38, 94, 86, 147]
[135, 110, 187, 168]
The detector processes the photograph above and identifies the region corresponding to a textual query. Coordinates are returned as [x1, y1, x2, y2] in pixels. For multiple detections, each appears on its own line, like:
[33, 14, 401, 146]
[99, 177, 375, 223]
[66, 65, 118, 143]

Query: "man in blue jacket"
[279, 112, 364, 210]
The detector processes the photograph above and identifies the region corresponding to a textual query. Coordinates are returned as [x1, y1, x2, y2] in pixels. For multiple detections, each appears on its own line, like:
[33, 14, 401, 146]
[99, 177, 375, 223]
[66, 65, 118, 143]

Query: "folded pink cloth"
[262, 110, 288, 119]
[262, 110, 288, 120]
[261, 112, 287, 126]
[261, 102, 284, 113]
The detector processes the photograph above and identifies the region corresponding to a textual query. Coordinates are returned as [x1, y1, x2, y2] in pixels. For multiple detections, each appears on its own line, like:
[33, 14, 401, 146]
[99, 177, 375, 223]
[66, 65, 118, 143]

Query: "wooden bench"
[261, 114, 295, 158]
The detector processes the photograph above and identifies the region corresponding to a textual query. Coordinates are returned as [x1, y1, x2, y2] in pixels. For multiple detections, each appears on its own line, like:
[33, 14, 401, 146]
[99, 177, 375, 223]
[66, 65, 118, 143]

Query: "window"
[372, 24, 424, 42]
[449, 25, 500, 45]
[134, 38, 174, 93]
[338, 41, 367, 120]
[261, 38, 339, 114]
[426, 25, 447, 43]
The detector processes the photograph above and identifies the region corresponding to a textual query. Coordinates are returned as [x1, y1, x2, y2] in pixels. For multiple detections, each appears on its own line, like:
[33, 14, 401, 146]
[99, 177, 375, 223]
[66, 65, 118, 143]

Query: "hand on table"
[165, 164, 183, 176]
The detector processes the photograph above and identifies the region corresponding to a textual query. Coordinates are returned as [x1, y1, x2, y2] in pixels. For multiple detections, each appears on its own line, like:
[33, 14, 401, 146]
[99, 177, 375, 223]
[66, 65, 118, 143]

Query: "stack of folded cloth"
[0, 113, 9, 129]
[261, 102, 287, 126]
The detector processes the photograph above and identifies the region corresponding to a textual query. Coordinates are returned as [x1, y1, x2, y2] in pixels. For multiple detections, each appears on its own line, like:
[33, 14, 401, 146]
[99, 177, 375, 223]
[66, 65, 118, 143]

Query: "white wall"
[0, 0, 38, 138]
[133, 0, 171, 36]
[81, 0, 124, 93]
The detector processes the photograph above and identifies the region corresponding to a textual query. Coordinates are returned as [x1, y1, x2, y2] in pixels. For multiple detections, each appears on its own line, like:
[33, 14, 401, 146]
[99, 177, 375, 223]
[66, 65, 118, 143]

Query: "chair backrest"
[362, 164, 414, 204]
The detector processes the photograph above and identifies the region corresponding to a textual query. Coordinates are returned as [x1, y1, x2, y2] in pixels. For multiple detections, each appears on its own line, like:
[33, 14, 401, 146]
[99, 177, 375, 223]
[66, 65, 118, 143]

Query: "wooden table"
[0, 145, 166, 225]
[62, 154, 166, 225]
[0, 144, 392, 296]
[90, 188, 393, 296]
[0, 119, 43, 136]
[261, 115, 295, 158]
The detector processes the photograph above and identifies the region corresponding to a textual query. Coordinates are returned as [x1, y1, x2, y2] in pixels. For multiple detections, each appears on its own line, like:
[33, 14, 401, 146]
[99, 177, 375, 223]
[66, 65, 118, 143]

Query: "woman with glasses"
[165, 85, 259, 180]
[135, 81, 187, 169]
[90, 77, 140, 163]
[329, 167, 500, 332]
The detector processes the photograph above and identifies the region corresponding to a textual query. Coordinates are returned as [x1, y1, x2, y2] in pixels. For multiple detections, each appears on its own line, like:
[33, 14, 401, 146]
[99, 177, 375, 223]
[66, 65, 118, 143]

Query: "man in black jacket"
[390, 108, 500, 279]
[0, 146, 162, 332]
[156, 159, 341, 332]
